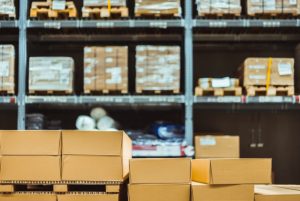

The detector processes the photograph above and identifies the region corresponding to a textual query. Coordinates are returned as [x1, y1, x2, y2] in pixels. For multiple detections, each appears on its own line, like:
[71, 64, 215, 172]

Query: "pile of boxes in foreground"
[0, 130, 299, 201]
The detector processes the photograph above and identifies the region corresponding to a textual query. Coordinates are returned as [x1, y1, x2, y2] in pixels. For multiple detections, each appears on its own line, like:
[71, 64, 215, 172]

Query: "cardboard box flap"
[62, 130, 125, 155]
[122, 133, 132, 178]
[210, 159, 272, 184]
[0, 130, 61, 155]
[130, 158, 191, 184]
[191, 159, 211, 184]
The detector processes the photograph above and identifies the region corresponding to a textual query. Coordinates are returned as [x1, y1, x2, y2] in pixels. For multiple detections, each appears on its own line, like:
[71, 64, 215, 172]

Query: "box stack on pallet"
[0, 130, 132, 201]
[240, 58, 295, 96]
[247, 0, 300, 16]
[82, 0, 129, 18]
[0, 0, 16, 18]
[84, 46, 128, 94]
[28, 57, 74, 94]
[128, 158, 191, 201]
[30, 0, 77, 19]
[135, 45, 180, 94]
[134, 0, 181, 18]
[196, 0, 242, 17]
[195, 77, 242, 96]
[0, 45, 15, 95]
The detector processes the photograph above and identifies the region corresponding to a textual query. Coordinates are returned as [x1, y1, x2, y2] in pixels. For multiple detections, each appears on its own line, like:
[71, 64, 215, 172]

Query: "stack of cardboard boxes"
[0, 45, 15, 94]
[196, 0, 242, 16]
[0, 130, 132, 201]
[84, 46, 128, 94]
[247, 0, 300, 16]
[28, 57, 74, 94]
[240, 57, 295, 96]
[134, 0, 182, 17]
[135, 45, 180, 93]
[128, 158, 191, 201]
[83, 0, 126, 7]
[0, 0, 16, 18]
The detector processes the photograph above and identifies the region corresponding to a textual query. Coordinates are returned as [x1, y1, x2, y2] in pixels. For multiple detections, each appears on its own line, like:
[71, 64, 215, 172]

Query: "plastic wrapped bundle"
[196, 0, 242, 16]
[0, 45, 15, 94]
[29, 57, 74, 94]
[282, 0, 300, 14]
[83, 0, 126, 7]
[135, 45, 180, 93]
[135, 0, 181, 17]
[0, 0, 16, 18]
[247, 0, 283, 15]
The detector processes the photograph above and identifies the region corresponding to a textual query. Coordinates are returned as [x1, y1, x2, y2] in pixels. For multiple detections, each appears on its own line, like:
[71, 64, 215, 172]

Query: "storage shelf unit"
[0, 20, 18, 28]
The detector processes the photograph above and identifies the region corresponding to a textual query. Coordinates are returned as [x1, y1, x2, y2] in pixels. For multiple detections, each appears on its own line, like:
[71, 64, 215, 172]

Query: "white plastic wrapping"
[0, 45, 15, 93]
[197, 0, 241, 15]
[83, 0, 126, 7]
[135, 0, 181, 16]
[0, 0, 15, 17]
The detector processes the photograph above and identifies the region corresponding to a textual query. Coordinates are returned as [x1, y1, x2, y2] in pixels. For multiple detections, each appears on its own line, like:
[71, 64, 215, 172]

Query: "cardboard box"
[195, 135, 240, 158]
[192, 158, 272, 184]
[62, 130, 132, 181]
[255, 185, 300, 201]
[0, 130, 61, 181]
[129, 158, 191, 184]
[0, 193, 57, 201]
[0, 130, 61, 155]
[192, 182, 254, 201]
[0, 156, 61, 181]
[196, 0, 242, 16]
[128, 184, 190, 201]
[57, 193, 119, 201]
[0, 45, 15, 94]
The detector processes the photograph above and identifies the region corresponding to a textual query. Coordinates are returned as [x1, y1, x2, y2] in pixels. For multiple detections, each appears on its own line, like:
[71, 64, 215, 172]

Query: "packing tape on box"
[83, 0, 126, 7]
[266, 57, 272, 90]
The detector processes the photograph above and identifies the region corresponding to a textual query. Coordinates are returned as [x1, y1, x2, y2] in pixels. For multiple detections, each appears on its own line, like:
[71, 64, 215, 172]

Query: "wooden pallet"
[29, 90, 73, 95]
[136, 89, 180, 94]
[0, 13, 16, 19]
[195, 86, 242, 96]
[82, 6, 128, 18]
[0, 89, 15, 95]
[248, 12, 298, 18]
[198, 12, 240, 18]
[0, 181, 122, 194]
[30, 1, 77, 19]
[135, 10, 180, 18]
[246, 86, 294, 96]
[84, 89, 128, 95]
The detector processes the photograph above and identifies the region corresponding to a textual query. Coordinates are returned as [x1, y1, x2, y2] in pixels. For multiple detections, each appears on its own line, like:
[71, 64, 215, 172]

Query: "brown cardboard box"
[0, 130, 61, 155]
[128, 184, 190, 201]
[62, 130, 132, 182]
[0, 156, 61, 181]
[192, 158, 272, 184]
[57, 193, 119, 201]
[195, 135, 240, 158]
[0, 193, 57, 201]
[0, 45, 15, 94]
[130, 158, 191, 184]
[192, 182, 254, 201]
[255, 185, 300, 201]
[0, 130, 61, 181]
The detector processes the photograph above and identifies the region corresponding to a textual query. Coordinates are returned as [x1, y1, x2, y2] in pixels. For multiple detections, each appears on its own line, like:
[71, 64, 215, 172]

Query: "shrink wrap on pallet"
[135, 45, 180, 93]
[0, 45, 15, 94]
[196, 0, 242, 16]
[83, 0, 127, 7]
[135, 0, 181, 16]
[247, 0, 300, 15]
[29, 57, 74, 93]
[84, 46, 128, 93]
[0, 0, 16, 18]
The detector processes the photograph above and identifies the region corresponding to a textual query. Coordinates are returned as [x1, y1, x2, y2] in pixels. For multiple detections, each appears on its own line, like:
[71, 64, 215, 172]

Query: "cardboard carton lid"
[192, 158, 272, 184]
[130, 158, 191, 184]
[62, 130, 127, 156]
[57, 193, 118, 201]
[0, 193, 57, 201]
[0, 130, 61, 156]
[255, 185, 300, 201]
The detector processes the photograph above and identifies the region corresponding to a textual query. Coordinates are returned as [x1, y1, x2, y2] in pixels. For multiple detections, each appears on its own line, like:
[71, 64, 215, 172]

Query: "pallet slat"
[82, 6, 128, 18]
[246, 86, 294, 96]
[195, 86, 242, 96]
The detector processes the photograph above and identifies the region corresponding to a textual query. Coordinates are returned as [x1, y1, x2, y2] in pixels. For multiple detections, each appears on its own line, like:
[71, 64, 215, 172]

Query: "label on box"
[248, 65, 266, 70]
[0, 61, 9, 77]
[105, 57, 113, 63]
[52, 0, 66, 10]
[211, 77, 231, 88]
[249, 75, 266, 80]
[105, 47, 113, 53]
[200, 137, 216, 146]
[278, 63, 292, 76]
[289, 0, 297, 5]
[106, 67, 122, 84]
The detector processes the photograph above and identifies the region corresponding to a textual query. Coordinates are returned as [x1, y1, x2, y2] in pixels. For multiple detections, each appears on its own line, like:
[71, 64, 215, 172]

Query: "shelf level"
[27, 19, 185, 29]
[0, 20, 18, 28]
[194, 96, 296, 104]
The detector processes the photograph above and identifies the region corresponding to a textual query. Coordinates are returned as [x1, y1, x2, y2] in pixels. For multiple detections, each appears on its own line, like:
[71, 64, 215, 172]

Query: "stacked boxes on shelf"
[84, 46, 128, 94]
[134, 0, 181, 17]
[129, 158, 191, 201]
[82, 0, 128, 18]
[28, 57, 74, 94]
[135, 45, 180, 94]
[194, 135, 240, 158]
[0, 130, 132, 201]
[0, 45, 15, 94]
[192, 158, 272, 201]
[240, 58, 295, 96]
[196, 0, 242, 17]
[83, 0, 126, 7]
[247, 0, 300, 16]
[0, 0, 16, 18]
[195, 77, 242, 96]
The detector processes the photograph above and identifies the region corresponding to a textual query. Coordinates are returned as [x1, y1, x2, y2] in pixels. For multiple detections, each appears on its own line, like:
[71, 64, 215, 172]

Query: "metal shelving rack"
[1, 1, 300, 145]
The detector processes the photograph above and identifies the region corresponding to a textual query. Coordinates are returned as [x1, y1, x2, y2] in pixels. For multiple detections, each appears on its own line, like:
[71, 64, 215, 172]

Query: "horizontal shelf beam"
[0, 20, 18, 28]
